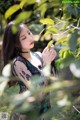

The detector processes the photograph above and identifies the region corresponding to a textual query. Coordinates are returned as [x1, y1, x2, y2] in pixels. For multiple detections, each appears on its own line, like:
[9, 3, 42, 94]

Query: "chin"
[30, 43, 34, 48]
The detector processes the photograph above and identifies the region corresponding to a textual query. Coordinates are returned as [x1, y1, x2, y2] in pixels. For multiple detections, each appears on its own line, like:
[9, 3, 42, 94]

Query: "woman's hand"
[42, 46, 57, 66]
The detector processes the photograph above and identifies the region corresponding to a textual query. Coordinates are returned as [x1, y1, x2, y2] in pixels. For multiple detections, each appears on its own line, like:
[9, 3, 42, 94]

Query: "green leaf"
[47, 40, 53, 48]
[40, 18, 54, 25]
[56, 52, 75, 69]
[47, 26, 58, 33]
[70, 59, 80, 78]
[55, 59, 62, 70]
[73, 7, 78, 18]
[55, 36, 68, 45]
[15, 11, 32, 24]
[5, 5, 20, 19]
[27, 0, 36, 4]
[54, 21, 67, 31]
[76, 48, 80, 57]
[12, 25, 18, 34]
[20, 0, 35, 8]
[67, 5, 73, 16]
[38, 3, 47, 17]
[59, 49, 73, 59]
[5, 85, 19, 95]
[69, 30, 79, 52]
[42, 30, 51, 39]
[11, 11, 33, 34]
[20, 0, 28, 8]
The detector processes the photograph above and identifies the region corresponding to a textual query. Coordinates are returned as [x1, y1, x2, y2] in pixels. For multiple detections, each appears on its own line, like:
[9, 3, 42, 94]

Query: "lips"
[30, 41, 34, 45]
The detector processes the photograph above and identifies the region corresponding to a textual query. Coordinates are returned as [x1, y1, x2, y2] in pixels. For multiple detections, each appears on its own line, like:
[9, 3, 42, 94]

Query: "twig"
[71, 25, 80, 30]
[77, 18, 80, 28]
[73, 105, 80, 114]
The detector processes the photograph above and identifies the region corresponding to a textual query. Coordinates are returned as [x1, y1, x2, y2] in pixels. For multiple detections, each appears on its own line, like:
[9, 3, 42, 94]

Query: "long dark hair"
[2, 22, 22, 66]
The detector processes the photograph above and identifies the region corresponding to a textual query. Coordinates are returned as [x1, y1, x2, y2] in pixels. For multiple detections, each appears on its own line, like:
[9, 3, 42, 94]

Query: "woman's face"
[19, 24, 34, 52]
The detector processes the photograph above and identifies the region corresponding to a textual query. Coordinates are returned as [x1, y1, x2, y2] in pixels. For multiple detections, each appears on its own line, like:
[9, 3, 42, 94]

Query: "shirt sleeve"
[12, 60, 32, 81]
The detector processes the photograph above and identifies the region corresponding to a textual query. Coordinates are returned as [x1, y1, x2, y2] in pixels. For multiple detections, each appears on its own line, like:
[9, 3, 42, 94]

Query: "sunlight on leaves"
[40, 18, 54, 25]
[26, 0, 36, 5]
[2, 63, 12, 77]
[20, 0, 35, 8]
[47, 26, 58, 33]
[36, 0, 41, 2]
[11, 11, 32, 33]
[57, 95, 71, 107]
[15, 11, 32, 24]
[39, 3, 47, 17]
[20, 0, 28, 9]
[42, 31, 51, 39]
[54, 20, 68, 30]
[47, 40, 54, 49]
[12, 25, 18, 34]
[70, 59, 80, 78]
[5, 5, 20, 19]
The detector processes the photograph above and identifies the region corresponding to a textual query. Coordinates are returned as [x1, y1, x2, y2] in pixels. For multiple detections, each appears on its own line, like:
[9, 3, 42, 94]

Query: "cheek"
[20, 40, 30, 49]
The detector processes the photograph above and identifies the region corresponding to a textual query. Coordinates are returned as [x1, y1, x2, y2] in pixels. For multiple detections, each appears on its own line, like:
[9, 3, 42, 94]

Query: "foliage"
[0, 0, 80, 120]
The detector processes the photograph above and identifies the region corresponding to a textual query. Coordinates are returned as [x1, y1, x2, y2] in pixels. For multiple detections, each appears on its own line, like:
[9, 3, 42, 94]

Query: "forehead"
[20, 24, 29, 35]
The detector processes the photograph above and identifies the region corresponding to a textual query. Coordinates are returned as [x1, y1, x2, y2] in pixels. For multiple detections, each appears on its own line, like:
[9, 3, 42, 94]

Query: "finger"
[49, 54, 56, 61]
[49, 44, 54, 49]
[52, 51, 57, 59]
[49, 49, 55, 54]
[42, 46, 49, 53]
[51, 49, 57, 55]
[53, 50, 57, 57]
[49, 50, 57, 58]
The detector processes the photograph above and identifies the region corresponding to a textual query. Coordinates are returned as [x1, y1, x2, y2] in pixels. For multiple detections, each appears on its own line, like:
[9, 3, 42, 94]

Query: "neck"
[20, 50, 31, 59]
[20, 51, 29, 53]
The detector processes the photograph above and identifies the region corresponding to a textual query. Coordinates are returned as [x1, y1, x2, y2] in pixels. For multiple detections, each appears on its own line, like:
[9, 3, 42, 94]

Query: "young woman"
[2, 21, 56, 120]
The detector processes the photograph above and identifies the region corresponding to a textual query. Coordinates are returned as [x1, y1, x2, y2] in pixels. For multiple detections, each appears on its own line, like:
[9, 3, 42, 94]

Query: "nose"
[31, 32, 34, 40]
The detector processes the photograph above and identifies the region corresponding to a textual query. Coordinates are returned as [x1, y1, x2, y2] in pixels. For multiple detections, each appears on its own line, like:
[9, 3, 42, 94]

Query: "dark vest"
[12, 52, 51, 114]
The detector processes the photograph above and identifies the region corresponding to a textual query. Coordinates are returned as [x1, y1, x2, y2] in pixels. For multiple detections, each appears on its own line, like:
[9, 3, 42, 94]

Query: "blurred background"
[0, 0, 80, 120]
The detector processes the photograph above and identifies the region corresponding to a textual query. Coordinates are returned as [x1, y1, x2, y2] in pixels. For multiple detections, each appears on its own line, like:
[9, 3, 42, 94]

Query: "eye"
[21, 36, 27, 40]
[28, 31, 31, 35]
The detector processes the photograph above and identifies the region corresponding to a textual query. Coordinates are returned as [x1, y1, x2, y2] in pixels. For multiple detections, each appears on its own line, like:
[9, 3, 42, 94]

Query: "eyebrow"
[20, 35, 25, 38]
[20, 35, 26, 40]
